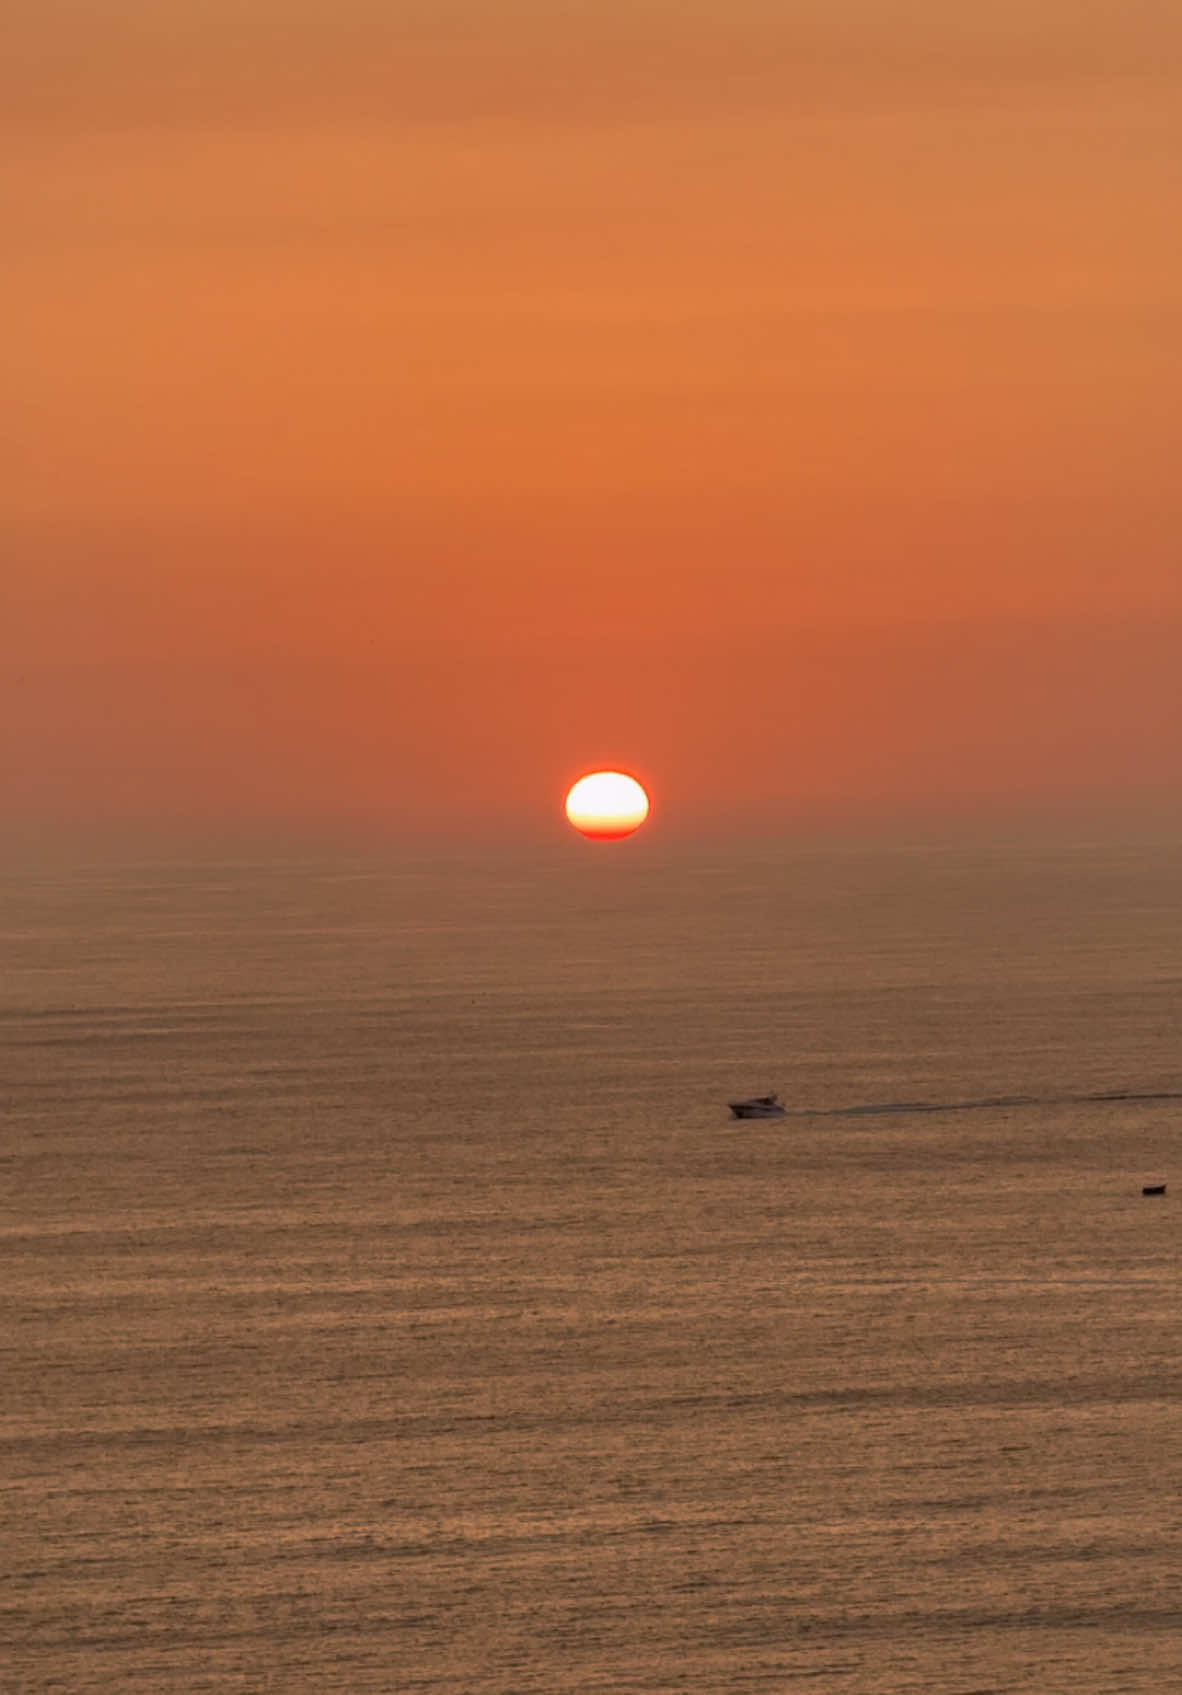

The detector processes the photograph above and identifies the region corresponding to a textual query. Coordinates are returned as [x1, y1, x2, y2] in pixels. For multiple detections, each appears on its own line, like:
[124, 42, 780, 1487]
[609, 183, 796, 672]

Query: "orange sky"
[4, 2, 1182, 846]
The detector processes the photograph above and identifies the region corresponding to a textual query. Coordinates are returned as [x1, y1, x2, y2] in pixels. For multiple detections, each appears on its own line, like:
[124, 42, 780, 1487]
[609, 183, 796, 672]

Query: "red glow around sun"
[564, 771, 650, 840]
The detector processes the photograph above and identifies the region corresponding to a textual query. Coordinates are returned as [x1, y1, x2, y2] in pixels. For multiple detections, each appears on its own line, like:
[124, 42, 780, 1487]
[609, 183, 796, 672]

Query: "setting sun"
[564, 772, 651, 840]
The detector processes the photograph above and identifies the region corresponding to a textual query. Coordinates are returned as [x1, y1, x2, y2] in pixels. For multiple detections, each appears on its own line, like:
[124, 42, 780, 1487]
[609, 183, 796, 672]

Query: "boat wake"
[798, 1088, 1182, 1121]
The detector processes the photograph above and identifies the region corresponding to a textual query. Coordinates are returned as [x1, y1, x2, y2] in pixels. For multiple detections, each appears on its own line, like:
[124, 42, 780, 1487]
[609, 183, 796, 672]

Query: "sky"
[4, 1, 1182, 848]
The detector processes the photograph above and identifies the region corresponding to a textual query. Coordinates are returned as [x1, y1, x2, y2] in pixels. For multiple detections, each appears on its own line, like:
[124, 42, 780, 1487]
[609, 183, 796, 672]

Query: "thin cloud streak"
[6, 1, 1182, 133]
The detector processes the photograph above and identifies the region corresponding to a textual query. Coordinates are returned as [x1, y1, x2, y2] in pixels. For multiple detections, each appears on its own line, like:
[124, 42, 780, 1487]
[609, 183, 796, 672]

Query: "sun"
[564, 771, 650, 840]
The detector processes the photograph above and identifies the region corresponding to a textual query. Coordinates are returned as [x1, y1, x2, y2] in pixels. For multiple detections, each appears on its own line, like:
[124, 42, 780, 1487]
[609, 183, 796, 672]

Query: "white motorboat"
[728, 1093, 786, 1119]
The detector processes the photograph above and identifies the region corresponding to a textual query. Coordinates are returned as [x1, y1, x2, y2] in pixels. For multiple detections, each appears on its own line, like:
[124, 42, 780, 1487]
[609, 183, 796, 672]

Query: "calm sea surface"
[3, 841, 1180, 1692]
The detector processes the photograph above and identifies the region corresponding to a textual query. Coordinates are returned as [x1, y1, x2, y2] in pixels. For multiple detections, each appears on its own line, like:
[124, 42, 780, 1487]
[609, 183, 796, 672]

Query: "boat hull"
[728, 1098, 786, 1119]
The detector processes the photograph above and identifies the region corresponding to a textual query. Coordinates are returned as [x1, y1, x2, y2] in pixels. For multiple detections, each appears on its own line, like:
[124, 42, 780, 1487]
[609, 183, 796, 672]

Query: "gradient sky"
[4, 2, 1181, 846]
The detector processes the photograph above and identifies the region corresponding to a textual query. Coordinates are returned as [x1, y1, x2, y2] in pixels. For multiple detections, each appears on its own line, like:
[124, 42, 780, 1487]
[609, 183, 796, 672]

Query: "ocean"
[3, 840, 1180, 1692]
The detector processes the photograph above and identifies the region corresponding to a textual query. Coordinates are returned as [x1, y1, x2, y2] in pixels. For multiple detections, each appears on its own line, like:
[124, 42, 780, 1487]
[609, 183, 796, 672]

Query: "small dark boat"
[728, 1093, 786, 1120]
[1141, 1182, 1167, 1196]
